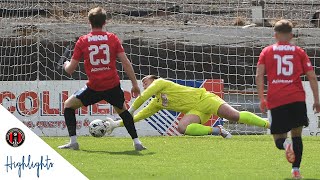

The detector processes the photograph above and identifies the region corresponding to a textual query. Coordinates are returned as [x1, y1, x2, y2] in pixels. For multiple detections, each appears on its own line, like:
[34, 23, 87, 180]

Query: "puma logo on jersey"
[273, 45, 295, 51]
[161, 93, 168, 107]
[88, 35, 108, 42]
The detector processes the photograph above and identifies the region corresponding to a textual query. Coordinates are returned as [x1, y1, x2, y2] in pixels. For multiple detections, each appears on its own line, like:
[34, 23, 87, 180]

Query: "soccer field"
[43, 136, 320, 180]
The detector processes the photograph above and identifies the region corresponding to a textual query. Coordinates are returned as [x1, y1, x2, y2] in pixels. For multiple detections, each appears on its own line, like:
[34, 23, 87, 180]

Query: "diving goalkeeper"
[106, 75, 270, 137]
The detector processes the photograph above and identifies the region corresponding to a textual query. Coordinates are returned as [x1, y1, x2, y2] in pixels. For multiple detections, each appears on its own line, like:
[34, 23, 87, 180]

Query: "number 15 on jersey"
[274, 54, 293, 76]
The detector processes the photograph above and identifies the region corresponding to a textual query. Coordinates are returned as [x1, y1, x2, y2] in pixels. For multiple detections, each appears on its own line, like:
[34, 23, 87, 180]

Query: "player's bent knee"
[64, 96, 83, 109]
[217, 104, 239, 122]
[291, 126, 303, 137]
[114, 106, 126, 114]
[63, 101, 72, 109]
[275, 138, 286, 150]
[63, 104, 72, 109]
[229, 113, 240, 122]
[177, 125, 186, 134]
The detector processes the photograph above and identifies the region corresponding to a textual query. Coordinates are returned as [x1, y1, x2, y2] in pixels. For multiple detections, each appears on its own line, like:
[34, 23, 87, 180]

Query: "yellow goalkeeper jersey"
[132, 78, 208, 121]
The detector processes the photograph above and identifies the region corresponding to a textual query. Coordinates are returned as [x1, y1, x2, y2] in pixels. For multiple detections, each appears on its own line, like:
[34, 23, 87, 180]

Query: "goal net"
[0, 0, 319, 136]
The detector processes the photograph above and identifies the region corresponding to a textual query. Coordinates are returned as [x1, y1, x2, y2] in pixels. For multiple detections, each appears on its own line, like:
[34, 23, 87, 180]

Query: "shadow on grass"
[81, 149, 155, 156]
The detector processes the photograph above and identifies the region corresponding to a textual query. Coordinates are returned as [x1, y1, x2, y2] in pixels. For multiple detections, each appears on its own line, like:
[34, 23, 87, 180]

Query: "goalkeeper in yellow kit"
[105, 75, 270, 137]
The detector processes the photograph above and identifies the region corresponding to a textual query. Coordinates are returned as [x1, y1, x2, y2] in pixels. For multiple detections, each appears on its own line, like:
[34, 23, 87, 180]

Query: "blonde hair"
[142, 75, 159, 82]
[274, 19, 293, 33]
[88, 7, 107, 28]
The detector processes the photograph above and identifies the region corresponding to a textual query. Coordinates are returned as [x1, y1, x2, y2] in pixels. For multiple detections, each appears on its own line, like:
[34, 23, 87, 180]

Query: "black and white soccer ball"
[88, 119, 109, 137]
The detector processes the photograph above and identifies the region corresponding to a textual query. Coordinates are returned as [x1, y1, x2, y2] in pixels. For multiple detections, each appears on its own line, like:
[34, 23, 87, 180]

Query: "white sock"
[283, 138, 290, 149]
[292, 167, 299, 171]
[70, 135, 77, 144]
[211, 127, 221, 135]
[133, 138, 141, 144]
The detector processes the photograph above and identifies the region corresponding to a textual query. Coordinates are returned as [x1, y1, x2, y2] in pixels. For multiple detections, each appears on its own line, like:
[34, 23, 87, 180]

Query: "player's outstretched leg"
[105, 113, 231, 138]
[217, 125, 232, 138]
[217, 103, 270, 128]
[104, 117, 146, 150]
[104, 118, 124, 135]
[273, 134, 295, 163]
[238, 111, 270, 128]
[58, 107, 79, 150]
[184, 123, 231, 138]
[117, 109, 146, 151]
[58, 96, 83, 150]
[178, 114, 231, 138]
[291, 127, 304, 179]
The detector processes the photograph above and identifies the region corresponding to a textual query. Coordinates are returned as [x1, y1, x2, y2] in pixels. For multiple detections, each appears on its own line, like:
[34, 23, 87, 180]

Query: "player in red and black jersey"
[58, 7, 146, 151]
[256, 20, 320, 179]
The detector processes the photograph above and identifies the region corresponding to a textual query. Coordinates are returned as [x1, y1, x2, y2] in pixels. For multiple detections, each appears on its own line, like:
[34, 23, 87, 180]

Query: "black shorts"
[270, 101, 309, 134]
[74, 85, 125, 109]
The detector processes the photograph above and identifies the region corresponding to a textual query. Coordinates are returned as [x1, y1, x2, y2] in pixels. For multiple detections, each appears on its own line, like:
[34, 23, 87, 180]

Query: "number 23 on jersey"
[89, 44, 110, 65]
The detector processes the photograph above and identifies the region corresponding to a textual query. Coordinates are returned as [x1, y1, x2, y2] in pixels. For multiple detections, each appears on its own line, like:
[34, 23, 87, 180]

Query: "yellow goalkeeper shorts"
[186, 92, 226, 124]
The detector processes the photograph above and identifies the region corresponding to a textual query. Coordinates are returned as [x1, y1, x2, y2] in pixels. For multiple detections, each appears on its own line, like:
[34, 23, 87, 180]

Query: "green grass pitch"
[43, 136, 320, 180]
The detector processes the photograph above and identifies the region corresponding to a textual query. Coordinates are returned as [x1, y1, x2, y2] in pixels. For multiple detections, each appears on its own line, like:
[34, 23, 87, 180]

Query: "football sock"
[133, 138, 142, 144]
[283, 138, 292, 149]
[211, 127, 221, 135]
[119, 110, 138, 139]
[70, 135, 77, 144]
[119, 117, 141, 127]
[64, 108, 76, 136]
[292, 167, 300, 171]
[185, 123, 212, 136]
[292, 137, 303, 168]
[238, 111, 270, 128]
[275, 138, 286, 150]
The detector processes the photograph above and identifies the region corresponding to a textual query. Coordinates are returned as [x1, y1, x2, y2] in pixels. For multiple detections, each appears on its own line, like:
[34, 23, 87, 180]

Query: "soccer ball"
[88, 119, 109, 137]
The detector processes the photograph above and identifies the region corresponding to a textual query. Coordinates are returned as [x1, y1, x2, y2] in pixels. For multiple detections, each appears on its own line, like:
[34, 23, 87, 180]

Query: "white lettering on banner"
[37, 120, 89, 130]
[21, 119, 90, 130]
[88, 35, 108, 42]
[0, 80, 192, 137]
[273, 45, 295, 51]
[272, 79, 293, 84]
[0, 90, 132, 116]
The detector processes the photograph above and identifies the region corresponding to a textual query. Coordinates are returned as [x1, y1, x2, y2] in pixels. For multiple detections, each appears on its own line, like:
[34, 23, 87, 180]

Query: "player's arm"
[64, 37, 82, 75]
[115, 35, 140, 97]
[64, 59, 79, 75]
[109, 99, 160, 129]
[129, 79, 166, 114]
[256, 64, 265, 100]
[256, 49, 267, 113]
[306, 70, 320, 113]
[300, 48, 320, 112]
[133, 98, 161, 122]
[118, 52, 140, 98]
